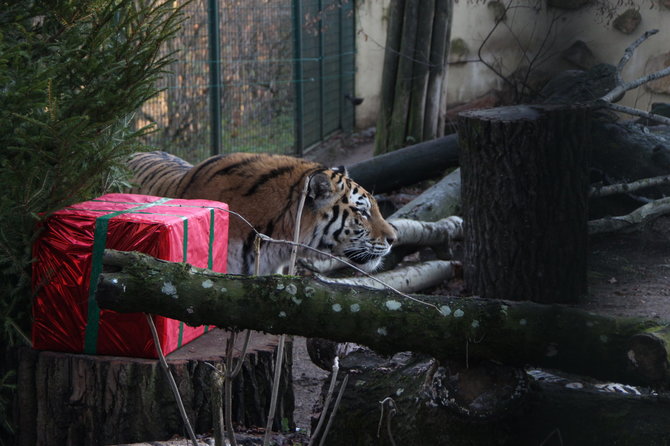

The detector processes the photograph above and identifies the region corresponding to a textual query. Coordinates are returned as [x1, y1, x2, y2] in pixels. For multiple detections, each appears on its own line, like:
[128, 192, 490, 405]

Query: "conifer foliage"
[0, 1, 184, 439]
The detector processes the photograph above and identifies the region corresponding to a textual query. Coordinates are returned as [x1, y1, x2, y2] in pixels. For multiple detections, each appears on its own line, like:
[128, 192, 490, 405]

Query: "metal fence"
[136, 0, 355, 164]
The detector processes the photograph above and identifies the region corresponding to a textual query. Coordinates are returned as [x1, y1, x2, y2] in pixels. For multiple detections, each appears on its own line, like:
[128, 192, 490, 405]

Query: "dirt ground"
[584, 216, 670, 319]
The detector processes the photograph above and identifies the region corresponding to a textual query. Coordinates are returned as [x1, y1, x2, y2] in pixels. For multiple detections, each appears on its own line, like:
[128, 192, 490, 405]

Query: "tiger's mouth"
[343, 248, 388, 267]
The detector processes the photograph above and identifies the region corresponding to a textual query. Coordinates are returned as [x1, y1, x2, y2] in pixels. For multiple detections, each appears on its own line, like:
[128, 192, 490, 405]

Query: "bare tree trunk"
[374, 0, 452, 154]
[459, 104, 592, 304]
[407, 0, 435, 143]
[424, 0, 452, 140]
[374, 0, 405, 155]
[97, 249, 670, 387]
[385, 0, 419, 153]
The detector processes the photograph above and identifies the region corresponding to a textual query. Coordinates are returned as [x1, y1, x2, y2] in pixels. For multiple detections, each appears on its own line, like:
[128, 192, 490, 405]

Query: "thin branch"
[602, 65, 670, 103]
[309, 357, 340, 446]
[616, 29, 658, 82]
[319, 373, 350, 446]
[377, 397, 398, 446]
[589, 196, 670, 234]
[264, 175, 310, 446]
[224, 333, 238, 446]
[600, 29, 668, 103]
[258, 234, 445, 314]
[601, 102, 670, 126]
[146, 314, 198, 446]
[477, 0, 516, 91]
[590, 174, 670, 198]
[230, 330, 252, 378]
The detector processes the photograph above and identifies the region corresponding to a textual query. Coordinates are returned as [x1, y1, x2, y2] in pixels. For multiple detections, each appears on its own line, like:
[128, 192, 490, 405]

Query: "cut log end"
[628, 332, 670, 385]
[429, 360, 529, 419]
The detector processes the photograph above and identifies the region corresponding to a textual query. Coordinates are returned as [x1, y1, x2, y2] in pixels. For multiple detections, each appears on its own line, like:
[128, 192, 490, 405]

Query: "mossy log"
[459, 104, 592, 304]
[15, 330, 293, 446]
[97, 249, 670, 387]
[316, 350, 670, 446]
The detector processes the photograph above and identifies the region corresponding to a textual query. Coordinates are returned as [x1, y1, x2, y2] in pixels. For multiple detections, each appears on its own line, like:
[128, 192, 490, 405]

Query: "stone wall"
[354, 0, 670, 129]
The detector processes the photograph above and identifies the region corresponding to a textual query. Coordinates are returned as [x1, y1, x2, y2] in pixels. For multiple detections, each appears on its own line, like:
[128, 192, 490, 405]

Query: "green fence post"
[318, 0, 325, 141]
[207, 0, 222, 156]
[292, 0, 304, 156]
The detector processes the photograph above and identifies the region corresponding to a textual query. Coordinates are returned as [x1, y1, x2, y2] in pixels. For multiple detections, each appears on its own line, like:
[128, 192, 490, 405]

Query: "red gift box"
[32, 193, 229, 358]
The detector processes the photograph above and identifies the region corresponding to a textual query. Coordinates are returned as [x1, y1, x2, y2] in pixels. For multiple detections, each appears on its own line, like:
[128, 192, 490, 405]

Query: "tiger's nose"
[386, 235, 396, 246]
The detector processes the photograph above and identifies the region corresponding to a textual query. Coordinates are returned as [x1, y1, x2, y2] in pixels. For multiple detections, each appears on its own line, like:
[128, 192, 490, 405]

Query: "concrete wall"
[354, 0, 670, 129]
[355, 0, 391, 130]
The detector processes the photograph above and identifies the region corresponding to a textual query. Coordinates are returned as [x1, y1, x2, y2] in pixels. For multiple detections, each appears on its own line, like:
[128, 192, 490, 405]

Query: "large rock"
[645, 52, 670, 94]
[612, 8, 642, 34]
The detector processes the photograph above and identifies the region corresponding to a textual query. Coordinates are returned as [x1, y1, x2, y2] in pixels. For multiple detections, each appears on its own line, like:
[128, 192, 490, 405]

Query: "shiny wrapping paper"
[32, 193, 229, 358]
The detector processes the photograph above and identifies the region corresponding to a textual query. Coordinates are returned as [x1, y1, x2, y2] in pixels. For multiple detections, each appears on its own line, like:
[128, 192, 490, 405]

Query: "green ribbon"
[83, 198, 171, 354]
[83, 197, 218, 354]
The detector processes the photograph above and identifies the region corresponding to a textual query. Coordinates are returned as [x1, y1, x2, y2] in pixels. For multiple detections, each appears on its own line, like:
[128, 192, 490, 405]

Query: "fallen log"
[389, 168, 461, 221]
[589, 196, 670, 234]
[97, 249, 670, 387]
[316, 350, 670, 446]
[316, 260, 460, 293]
[347, 134, 459, 193]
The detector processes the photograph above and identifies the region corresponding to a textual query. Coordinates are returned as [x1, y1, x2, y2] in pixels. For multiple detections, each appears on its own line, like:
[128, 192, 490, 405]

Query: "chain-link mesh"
[136, 0, 354, 164]
[137, 0, 213, 163]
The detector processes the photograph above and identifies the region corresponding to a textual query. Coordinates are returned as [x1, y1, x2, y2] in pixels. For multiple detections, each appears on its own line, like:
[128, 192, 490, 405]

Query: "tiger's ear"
[331, 165, 348, 176]
[308, 172, 335, 208]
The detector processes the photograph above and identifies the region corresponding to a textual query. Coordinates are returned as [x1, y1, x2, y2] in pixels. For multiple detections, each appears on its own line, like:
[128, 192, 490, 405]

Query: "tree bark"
[15, 331, 293, 446]
[348, 133, 459, 193]
[97, 249, 670, 387]
[318, 351, 670, 446]
[374, 0, 405, 156]
[384, 0, 419, 153]
[374, 0, 452, 154]
[459, 104, 591, 304]
[406, 0, 435, 143]
[424, 0, 452, 140]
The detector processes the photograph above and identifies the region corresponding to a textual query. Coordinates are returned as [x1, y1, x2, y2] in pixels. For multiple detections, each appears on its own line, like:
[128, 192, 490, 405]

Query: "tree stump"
[14, 330, 293, 446]
[458, 104, 591, 304]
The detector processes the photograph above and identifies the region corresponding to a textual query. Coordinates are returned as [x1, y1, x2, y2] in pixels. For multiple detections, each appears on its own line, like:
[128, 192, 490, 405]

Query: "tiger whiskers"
[212, 197, 445, 314]
[256, 233, 443, 314]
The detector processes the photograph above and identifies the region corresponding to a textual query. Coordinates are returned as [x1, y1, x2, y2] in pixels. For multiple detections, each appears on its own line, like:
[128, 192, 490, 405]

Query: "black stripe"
[263, 166, 325, 223]
[130, 156, 160, 173]
[138, 165, 177, 190]
[241, 231, 257, 275]
[264, 221, 275, 239]
[243, 165, 296, 197]
[332, 209, 349, 241]
[211, 156, 259, 178]
[180, 154, 227, 192]
[321, 205, 340, 236]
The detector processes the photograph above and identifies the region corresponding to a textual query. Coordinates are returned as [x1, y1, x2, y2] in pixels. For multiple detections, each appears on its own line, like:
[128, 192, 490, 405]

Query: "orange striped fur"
[128, 151, 396, 274]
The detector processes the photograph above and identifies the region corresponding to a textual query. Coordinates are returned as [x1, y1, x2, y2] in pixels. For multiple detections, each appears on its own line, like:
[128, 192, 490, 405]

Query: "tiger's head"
[304, 167, 396, 272]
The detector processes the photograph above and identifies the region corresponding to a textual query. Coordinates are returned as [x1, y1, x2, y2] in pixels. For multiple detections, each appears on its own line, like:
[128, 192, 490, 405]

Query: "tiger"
[127, 151, 397, 275]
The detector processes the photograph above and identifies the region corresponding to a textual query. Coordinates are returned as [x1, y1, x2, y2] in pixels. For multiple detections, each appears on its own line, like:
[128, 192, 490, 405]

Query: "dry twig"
[590, 174, 670, 198]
